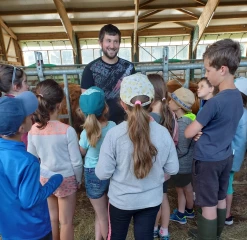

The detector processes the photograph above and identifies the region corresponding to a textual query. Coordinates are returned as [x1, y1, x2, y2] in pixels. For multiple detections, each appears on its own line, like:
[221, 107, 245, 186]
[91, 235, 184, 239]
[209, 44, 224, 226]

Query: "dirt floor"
[74, 183, 247, 240]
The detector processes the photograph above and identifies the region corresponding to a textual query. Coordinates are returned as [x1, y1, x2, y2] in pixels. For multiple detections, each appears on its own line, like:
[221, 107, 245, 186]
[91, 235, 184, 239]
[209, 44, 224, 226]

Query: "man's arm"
[184, 120, 203, 139]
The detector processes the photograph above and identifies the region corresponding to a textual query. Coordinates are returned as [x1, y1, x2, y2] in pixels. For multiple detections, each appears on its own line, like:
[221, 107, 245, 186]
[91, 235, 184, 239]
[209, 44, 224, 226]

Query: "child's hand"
[194, 131, 203, 141]
[164, 173, 170, 181]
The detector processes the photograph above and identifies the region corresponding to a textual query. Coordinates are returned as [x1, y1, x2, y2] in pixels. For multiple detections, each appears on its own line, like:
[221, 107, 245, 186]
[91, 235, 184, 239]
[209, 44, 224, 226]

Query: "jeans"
[109, 204, 160, 240]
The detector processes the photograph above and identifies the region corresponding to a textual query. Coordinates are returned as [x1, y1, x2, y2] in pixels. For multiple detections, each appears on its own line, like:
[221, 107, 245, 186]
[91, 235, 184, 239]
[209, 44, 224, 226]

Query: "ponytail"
[127, 96, 157, 179]
[83, 115, 102, 147]
[34, 79, 64, 129]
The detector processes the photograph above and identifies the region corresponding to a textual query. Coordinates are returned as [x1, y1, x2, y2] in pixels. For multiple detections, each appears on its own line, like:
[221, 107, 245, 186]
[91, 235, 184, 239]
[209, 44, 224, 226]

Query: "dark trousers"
[109, 204, 160, 240]
[39, 231, 52, 240]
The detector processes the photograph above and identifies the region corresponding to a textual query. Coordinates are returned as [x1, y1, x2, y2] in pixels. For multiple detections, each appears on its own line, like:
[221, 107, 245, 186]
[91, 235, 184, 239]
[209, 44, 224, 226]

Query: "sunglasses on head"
[11, 66, 22, 86]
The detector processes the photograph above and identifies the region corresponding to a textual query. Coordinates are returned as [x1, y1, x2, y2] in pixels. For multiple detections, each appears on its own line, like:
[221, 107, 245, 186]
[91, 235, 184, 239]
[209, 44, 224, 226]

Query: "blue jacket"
[0, 138, 63, 240]
[232, 108, 247, 172]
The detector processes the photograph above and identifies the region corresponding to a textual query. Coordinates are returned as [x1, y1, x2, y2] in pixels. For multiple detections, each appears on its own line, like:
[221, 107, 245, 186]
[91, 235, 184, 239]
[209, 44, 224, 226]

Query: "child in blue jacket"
[0, 91, 63, 240]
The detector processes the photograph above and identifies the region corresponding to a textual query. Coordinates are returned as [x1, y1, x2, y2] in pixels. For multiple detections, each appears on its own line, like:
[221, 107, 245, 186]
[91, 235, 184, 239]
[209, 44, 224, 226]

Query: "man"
[81, 24, 135, 124]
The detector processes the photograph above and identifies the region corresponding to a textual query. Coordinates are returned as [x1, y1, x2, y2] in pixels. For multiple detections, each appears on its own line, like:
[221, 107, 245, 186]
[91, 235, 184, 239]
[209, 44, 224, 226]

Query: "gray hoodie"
[95, 121, 179, 210]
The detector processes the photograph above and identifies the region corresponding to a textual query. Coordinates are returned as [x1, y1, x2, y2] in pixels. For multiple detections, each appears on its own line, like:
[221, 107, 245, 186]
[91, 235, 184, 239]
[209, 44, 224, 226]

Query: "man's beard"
[102, 48, 118, 60]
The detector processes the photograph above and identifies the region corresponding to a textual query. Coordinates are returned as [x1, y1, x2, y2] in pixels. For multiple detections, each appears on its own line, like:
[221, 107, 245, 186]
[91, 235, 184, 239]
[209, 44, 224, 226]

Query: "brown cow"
[59, 83, 84, 136]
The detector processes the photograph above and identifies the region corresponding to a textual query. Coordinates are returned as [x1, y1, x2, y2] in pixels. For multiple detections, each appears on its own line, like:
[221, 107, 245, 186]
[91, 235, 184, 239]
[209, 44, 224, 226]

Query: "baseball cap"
[170, 87, 195, 112]
[234, 77, 247, 96]
[79, 86, 105, 116]
[120, 73, 154, 106]
[0, 91, 38, 136]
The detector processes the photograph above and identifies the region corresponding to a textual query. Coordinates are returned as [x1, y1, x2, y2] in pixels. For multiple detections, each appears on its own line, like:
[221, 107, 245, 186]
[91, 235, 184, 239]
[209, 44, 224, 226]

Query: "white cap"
[234, 77, 247, 96]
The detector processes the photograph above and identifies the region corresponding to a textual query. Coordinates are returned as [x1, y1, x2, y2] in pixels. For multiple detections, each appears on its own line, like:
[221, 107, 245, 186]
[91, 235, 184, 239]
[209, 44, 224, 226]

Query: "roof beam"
[16, 24, 247, 41]
[176, 8, 199, 19]
[193, 0, 220, 53]
[1, 1, 246, 15]
[7, 12, 247, 28]
[53, 0, 77, 55]
[139, 10, 163, 21]
[0, 16, 17, 40]
[194, 0, 205, 6]
[140, 0, 157, 8]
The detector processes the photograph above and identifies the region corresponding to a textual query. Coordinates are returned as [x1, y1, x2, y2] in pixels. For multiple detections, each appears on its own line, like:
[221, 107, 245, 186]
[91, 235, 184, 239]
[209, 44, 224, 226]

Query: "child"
[28, 79, 83, 240]
[225, 76, 247, 225]
[147, 73, 178, 240]
[95, 73, 179, 240]
[185, 39, 243, 239]
[0, 64, 30, 146]
[168, 87, 196, 225]
[0, 91, 63, 240]
[0, 64, 29, 96]
[79, 86, 116, 240]
[197, 77, 218, 111]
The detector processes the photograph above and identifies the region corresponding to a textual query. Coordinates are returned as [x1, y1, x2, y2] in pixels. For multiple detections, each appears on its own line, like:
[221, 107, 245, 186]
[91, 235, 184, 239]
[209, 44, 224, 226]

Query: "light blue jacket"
[232, 108, 247, 172]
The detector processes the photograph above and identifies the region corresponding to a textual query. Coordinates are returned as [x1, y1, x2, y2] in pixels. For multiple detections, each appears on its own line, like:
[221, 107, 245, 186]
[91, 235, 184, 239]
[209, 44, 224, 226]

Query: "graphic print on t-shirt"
[91, 58, 134, 100]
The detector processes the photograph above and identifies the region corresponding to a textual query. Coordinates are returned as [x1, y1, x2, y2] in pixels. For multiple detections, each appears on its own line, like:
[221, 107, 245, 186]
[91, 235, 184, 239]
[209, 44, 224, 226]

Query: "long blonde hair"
[83, 104, 108, 147]
[127, 95, 157, 179]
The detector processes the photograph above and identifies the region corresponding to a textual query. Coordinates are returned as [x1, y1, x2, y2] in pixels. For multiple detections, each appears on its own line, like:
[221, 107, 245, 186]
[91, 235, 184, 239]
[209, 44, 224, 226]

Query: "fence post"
[34, 51, 45, 81]
[63, 74, 73, 126]
[163, 46, 169, 82]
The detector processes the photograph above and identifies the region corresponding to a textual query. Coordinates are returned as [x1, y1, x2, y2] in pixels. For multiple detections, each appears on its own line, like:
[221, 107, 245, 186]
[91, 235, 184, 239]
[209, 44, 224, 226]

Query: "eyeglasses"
[11, 66, 22, 86]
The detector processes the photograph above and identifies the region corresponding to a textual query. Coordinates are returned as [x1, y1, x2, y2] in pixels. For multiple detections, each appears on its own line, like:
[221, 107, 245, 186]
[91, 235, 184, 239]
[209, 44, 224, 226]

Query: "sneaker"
[153, 226, 160, 238]
[170, 210, 187, 224]
[185, 209, 195, 219]
[159, 233, 170, 240]
[225, 216, 233, 225]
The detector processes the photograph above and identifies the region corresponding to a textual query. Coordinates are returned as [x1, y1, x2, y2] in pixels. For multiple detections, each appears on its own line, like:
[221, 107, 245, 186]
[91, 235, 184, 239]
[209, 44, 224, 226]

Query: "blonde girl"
[79, 86, 116, 240]
[28, 79, 83, 240]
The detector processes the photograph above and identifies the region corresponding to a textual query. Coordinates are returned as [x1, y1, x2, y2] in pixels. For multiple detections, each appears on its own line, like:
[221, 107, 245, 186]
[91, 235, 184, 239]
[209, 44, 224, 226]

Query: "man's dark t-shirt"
[81, 57, 135, 124]
[195, 89, 243, 161]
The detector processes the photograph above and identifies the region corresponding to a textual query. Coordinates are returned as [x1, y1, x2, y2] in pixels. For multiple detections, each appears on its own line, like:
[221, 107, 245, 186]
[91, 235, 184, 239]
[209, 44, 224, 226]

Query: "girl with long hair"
[95, 73, 179, 240]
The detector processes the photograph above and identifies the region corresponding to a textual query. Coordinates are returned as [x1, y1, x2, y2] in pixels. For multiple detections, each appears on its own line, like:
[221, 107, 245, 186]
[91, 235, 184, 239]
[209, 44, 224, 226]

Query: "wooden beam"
[7, 12, 247, 28]
[16, 32, 68, 40]
[176, 8, 199, 19]
[7, 16, 195, 27]
[0, 26, 7, 61]
[53, 0, 77, 55]
[133, 0, 139, 62]
[15, 24, 247, 41]
[194, 0, 205, 6]
[205, 24, 247, 33]
[139, 10, 163, 21]
[0, 1, 247, 15]
[138, 23, 159, 32]
[0, 16, 17, 40]
[139, 27, 192, 36]
[140, 0, 157, 8]
[193, 0, 220, 53]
